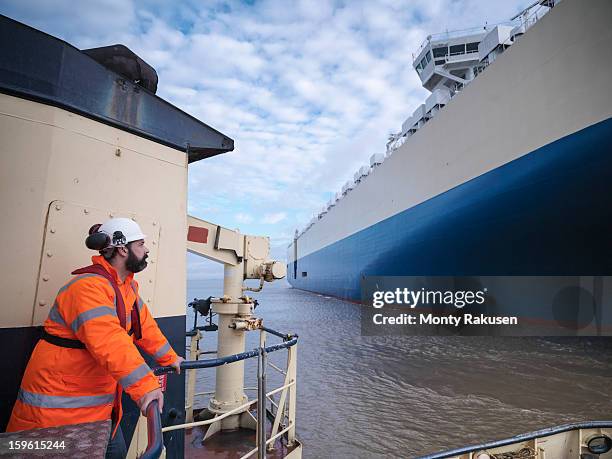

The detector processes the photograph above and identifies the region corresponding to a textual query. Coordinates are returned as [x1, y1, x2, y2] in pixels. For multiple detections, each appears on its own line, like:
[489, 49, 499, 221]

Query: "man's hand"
[171, 356, 185, 375]
[137, 388, 164, 415]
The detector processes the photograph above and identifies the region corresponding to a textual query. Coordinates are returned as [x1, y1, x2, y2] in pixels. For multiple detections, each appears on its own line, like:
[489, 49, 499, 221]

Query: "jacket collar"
[92, 255, 134, 285]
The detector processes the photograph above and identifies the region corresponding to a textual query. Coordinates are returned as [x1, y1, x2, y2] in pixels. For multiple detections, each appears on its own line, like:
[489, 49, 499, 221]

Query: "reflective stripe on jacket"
[7, 255, 179, 433]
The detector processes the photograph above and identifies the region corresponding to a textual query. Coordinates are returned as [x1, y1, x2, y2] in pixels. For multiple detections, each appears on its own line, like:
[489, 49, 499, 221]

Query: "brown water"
[187, 279, 612, 458]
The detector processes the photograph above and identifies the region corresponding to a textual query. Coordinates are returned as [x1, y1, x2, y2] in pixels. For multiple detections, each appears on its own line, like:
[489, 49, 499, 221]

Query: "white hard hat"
[98, 217, 146, 247]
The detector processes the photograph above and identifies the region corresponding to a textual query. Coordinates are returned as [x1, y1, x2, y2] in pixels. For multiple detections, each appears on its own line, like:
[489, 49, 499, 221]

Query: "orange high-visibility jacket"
[7, 255, 178, 434]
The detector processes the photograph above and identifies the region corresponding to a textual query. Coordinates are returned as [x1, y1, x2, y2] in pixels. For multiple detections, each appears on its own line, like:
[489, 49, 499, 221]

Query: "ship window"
[433, 47, 448, 58]
[435, 60, 445, 65]
[301, 271, 308, 277]
[466, 42, 479, 53]
[450, 44, 465, 55]
[425, 51, 432, 63]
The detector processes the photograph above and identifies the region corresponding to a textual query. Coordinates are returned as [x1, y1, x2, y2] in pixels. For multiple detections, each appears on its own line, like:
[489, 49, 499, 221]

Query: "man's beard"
[126, 246, 148, 273]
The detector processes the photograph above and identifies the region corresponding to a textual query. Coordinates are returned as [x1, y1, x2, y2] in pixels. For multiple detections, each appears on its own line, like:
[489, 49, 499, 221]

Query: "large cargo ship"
[287, 0, 612, 301]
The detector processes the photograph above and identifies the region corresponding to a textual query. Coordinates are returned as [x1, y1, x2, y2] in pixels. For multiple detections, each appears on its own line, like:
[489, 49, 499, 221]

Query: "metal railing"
[155, 338, 298, 375]
[152, 327, 299, 459]
[140, 400, 164, 459]
[417, 420, 612, 459]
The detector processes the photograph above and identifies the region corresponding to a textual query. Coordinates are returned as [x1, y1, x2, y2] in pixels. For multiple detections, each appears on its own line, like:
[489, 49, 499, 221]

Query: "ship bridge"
[413, 28, 487, 92]
[413, 0, 557, 93]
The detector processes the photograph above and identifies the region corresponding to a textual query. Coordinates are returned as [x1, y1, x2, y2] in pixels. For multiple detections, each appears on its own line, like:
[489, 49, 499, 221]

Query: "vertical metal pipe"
[185, 330, 200, 423]
[287, 344, 297, 446]
[211, 261, 247, 430]
[257, 331, 267, 459]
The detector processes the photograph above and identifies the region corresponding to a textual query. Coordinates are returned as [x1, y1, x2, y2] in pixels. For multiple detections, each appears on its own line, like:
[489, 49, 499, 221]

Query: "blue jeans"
[105, 423, 127, 459]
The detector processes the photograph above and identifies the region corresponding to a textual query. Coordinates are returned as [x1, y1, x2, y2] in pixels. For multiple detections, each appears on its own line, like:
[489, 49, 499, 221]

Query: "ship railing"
[140, 400, 164, 459]
[154, 327, 299, 459]
[417, 420, 612, 459]
[511, 0, 557, 31]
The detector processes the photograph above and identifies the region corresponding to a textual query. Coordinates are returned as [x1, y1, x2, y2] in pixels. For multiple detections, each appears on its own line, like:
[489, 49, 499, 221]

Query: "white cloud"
[235, 213, 254, 224]
[1, 0, 534, 277]
[262, 212, 287, 225]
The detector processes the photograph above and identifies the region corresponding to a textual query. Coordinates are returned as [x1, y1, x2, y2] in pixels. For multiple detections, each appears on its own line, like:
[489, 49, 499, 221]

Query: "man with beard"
[7, 217, 184, 459]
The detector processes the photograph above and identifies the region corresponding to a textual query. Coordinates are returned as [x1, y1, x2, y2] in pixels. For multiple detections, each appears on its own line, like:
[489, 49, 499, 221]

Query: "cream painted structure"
[0, 93, 188, 328]
[0, 16, 301, 458]
[0, 89, 296, 457]
[185, 214, 287, 431]
[291, 0, 612, 261]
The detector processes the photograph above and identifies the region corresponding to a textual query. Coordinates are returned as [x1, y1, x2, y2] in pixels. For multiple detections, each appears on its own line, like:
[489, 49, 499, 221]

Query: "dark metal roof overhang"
[0, 14, 234, 163]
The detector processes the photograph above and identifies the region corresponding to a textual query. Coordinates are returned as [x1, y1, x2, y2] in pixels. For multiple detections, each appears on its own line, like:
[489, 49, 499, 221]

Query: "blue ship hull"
[288, 118, 612, 301]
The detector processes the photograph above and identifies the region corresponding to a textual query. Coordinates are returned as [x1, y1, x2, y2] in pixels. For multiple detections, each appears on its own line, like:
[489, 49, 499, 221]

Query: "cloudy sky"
[2, 0, 531, 278]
